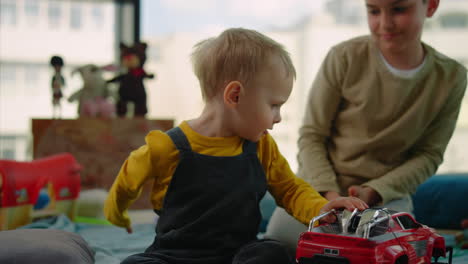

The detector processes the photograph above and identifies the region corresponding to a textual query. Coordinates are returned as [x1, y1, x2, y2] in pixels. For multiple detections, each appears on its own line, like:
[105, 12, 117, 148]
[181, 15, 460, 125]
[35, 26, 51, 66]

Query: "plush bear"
[107, 42, 154, 117]
[68, 64, 115, 118]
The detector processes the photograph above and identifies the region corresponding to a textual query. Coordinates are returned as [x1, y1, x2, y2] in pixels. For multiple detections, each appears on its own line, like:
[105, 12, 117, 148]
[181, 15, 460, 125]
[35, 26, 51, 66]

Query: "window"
[1, 149, 15, 160]
[148, 44, 162, 62]
[24, 64, 40, 85]
[140, 0, 369, 173]
[396, 215, 420, 230]
[0, 136, 16, 160]
[0, 64, 16, 85]
[440, 13, 468, 28]
[326, 0, 364, 25]
[70, 3, 82, 29]
[91, 5, 104, 28]
[141, 0, 468, 174]
[0, 0, 17, 26]
[48, 1, 62, 28]
[24, 0, 40, 24]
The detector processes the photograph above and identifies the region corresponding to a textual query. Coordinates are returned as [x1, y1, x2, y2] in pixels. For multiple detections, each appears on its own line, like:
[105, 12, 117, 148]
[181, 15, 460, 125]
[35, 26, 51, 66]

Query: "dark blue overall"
[121, 127, 292, 264]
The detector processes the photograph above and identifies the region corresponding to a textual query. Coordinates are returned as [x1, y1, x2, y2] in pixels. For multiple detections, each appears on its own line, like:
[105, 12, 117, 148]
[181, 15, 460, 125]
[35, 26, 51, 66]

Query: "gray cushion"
[0, 229, 94, 264]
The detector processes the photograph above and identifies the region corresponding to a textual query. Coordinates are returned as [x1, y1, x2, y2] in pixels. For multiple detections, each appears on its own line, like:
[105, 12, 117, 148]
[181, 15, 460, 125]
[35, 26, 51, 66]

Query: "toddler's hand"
[323, 191, 341, 201]
[126, 226, 133, 234]
[319, 197, 368, 224]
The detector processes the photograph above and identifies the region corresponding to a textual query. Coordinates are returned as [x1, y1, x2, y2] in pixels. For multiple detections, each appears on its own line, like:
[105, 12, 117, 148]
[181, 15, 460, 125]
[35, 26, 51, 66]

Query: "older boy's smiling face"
[365, 0, 436, 55]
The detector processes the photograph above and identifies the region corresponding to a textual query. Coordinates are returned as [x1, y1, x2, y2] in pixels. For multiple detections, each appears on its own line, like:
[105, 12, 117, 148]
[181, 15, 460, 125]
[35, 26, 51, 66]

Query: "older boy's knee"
[265, 207, 307, 254]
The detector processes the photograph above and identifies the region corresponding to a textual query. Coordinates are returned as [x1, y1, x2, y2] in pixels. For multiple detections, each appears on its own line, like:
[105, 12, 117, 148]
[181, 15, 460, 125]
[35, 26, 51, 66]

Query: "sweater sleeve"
[104, 140, 156, 228]
[297, 47, 346, 193]
[262, 134, 329, 225]
[364, 73, 467, 204]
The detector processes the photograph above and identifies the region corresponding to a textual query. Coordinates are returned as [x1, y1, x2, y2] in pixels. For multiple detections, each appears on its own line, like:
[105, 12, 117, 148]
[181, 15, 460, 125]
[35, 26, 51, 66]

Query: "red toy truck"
[296, 208, 452, 264]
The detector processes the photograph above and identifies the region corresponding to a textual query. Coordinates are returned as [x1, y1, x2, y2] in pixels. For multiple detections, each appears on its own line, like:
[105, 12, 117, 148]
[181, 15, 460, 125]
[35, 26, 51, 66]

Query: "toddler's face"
[365, 0, 436, 56]
[235, 56, 293, 142]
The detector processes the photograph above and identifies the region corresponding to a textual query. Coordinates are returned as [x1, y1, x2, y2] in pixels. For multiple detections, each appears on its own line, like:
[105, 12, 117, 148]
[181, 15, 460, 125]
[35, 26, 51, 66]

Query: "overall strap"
[242, 139, 258, 155]
[166, 127, 192, 153]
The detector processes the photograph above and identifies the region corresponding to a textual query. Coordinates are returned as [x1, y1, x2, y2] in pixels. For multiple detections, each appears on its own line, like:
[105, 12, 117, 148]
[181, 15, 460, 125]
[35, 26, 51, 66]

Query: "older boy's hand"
[319, 197, 368, 224]
[348, 185, 382, 207]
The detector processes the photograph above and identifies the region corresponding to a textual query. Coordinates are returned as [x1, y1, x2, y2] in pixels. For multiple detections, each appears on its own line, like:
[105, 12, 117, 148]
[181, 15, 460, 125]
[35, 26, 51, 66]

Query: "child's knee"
[233, 239, 293, 264]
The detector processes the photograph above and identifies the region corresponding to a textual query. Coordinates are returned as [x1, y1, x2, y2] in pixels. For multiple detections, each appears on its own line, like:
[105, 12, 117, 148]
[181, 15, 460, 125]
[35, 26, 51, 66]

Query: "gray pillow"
[0, 229, 94, 264]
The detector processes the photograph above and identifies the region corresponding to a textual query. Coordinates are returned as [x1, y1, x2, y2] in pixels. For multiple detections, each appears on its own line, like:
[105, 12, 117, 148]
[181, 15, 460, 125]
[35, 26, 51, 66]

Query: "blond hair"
[191, 28, 296, 100]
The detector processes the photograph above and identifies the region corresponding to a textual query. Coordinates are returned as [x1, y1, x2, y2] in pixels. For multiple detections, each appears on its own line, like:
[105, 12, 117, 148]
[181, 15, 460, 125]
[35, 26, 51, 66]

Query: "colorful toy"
[296, 208, 452, 264]
[107, 42, 154, 117]
[68, 64, 115, 118]
[0, 153, 81, 230]
[50, 55, 66, 118]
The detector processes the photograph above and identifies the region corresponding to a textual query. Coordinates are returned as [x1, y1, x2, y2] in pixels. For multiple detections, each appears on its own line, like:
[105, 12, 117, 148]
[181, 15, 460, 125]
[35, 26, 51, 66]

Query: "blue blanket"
[22, 215, 155, 264]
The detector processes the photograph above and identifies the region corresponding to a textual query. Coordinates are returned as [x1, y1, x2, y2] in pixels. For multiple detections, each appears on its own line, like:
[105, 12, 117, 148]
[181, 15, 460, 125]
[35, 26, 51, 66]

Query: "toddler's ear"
[224, 81, 242, 107]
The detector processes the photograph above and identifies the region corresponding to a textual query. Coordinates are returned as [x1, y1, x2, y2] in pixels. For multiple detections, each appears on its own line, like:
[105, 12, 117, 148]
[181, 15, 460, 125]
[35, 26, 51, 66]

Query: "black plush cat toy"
[108, 42, 154, 117]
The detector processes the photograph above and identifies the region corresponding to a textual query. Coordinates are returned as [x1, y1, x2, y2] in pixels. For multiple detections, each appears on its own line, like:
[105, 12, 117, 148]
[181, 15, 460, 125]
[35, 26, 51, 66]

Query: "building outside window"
[0, 0, 17, 26]
[70, 3, 82, 29]
[148, 44, 162, 62]
[0, 135, 28, 160]
[440, 13, 468, 28]
[0, 63, 16, 86]
[24, 64, 41, 85]
[91, 5, 104, 29]
[24, 0, 40, 25]
[0, 136, 18, 160]
[48, 1, 62, 28]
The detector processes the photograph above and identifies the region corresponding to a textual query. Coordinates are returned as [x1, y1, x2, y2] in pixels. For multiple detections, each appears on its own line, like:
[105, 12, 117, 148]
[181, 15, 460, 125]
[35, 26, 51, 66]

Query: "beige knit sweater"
[297, 36, 467, 204]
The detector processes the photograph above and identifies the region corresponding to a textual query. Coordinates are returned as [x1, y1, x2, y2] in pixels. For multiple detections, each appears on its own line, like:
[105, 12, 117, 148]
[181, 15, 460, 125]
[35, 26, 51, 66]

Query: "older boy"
[266, 0, 467, 252]
[104, 28, 367, 264]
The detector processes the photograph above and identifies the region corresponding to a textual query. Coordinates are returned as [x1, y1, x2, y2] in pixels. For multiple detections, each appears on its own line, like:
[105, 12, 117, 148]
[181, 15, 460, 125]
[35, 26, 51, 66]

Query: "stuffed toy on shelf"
[68, 64, 116, 119]
[107, 42, 154, 118]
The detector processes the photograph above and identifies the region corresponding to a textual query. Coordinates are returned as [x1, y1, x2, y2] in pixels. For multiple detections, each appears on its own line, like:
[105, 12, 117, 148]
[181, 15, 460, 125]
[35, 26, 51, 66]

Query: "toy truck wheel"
[395, 255, 408, 264]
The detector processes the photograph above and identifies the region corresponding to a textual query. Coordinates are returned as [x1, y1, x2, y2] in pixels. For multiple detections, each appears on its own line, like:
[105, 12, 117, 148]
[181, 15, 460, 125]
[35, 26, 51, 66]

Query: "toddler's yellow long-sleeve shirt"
[105, 121, 328, 229]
